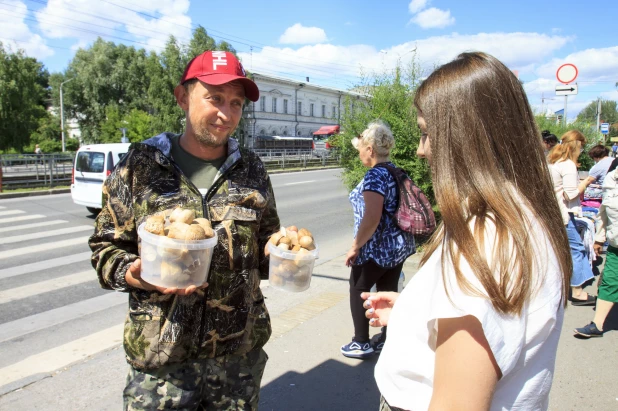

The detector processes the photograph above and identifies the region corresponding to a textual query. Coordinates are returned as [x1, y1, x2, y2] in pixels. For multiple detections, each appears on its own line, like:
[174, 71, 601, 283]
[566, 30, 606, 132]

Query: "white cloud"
[0, 0, 53, 59]
[240, 32, 575, 92]
[279, 23, 328, 45]
[410, 7, 455, 29]
[36, 0, 192, 51]
[535, 46, 618, 83]
[401, 32, 571, 71]
[408, 0, 430, 14]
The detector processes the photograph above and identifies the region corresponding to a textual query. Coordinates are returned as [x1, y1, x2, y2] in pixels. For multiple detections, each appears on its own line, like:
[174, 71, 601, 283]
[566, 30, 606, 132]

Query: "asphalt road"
[0, 167, 616, 410]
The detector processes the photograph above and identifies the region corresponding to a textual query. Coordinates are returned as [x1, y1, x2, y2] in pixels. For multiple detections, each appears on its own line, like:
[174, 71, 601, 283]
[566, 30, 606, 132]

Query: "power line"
[0, 8, 165, 50]
[1, 3, 180, 47]
[95, 0, 364, 70]
[12, 0, 366, 87]
[0, 37, 72, 50]
[25, 0, 365, 73]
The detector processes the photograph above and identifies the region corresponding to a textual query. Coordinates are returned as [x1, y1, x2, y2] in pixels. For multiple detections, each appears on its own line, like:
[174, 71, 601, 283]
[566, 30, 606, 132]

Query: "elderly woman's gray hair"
[355, 121, 395, 157]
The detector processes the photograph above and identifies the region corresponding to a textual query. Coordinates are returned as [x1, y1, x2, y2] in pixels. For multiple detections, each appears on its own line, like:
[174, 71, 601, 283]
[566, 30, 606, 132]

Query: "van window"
[76, 152, 105, 173]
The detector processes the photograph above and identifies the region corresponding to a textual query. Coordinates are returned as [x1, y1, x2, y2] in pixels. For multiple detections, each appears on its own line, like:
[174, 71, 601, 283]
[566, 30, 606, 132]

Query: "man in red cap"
[90, 50, 280, 410]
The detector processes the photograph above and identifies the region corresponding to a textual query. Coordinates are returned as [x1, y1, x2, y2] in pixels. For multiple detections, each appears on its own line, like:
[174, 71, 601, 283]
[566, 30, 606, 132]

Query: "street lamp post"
[60, 78, 74, 152]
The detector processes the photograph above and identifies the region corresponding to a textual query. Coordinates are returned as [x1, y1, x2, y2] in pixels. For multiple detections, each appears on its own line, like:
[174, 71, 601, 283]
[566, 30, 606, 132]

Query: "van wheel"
[87, 207, 101, 215]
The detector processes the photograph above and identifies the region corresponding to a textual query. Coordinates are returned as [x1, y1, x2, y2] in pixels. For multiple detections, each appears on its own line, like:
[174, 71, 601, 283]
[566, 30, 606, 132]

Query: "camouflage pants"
[123, 348, 268, 411]
[379, 396, 406, 411]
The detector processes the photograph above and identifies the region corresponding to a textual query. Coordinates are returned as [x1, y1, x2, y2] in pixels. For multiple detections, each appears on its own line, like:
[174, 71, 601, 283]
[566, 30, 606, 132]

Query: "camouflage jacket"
[89, 133, 280, 370]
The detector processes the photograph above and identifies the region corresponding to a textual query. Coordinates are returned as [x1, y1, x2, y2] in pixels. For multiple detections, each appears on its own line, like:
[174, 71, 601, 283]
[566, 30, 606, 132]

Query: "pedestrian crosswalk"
[0, 202, 127, 395]
[0, 199, 274, 398]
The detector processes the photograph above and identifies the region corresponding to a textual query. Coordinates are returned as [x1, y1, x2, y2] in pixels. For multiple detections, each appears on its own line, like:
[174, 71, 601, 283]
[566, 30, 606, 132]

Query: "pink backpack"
[376, 164, 436, 237]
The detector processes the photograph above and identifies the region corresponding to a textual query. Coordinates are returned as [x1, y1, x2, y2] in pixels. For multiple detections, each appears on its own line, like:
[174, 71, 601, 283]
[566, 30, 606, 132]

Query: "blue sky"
[1, 0, 617, 120]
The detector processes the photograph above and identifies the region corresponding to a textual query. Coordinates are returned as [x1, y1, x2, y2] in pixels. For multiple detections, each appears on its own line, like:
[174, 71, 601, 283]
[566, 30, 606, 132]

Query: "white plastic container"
[268, 242, 319, 292]
[138, 222, 218, 289]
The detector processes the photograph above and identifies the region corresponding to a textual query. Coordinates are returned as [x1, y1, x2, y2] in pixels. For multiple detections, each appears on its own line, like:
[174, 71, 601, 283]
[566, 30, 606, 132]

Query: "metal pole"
[563, 95, 568, 127]
[60, 78, 75, 152]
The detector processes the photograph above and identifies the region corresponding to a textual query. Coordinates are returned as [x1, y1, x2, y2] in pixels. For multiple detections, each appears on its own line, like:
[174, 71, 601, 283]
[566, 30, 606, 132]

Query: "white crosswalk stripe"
[0, 270, 96, 304]
[0, 214, 45, 224]
[0, 210, 25, 217]
[0, 220, 68, 234]
[0, 225, 94, 245]
[0, 292, 126, 343]
[0, 236, 90, 260]
[0, 251, 91, 280]
[0, 323, 124, 388]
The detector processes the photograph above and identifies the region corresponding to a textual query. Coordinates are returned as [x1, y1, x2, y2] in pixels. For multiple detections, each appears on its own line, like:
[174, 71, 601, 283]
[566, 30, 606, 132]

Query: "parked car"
[71, 143, 130, 214]
[312, 125, 339, 157]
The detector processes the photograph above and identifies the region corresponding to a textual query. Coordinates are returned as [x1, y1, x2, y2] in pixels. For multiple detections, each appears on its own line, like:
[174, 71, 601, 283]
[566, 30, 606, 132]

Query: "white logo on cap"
[212, 51, 227, 70]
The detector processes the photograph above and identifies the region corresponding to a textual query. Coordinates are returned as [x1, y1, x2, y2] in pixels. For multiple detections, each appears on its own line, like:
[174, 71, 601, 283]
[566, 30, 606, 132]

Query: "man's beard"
[193, 122, 233, 148]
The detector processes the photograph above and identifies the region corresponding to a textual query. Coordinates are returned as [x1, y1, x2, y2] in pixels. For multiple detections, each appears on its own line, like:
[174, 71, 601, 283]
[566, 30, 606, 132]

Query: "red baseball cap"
[180, 51, 259, 102]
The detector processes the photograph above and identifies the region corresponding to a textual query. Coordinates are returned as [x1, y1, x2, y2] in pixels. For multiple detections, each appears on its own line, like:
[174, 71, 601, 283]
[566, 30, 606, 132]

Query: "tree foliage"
[53, 26, 240, 145]
[331, 56, 433, 201]
[576, 99, 618, 139]
[0, 43, 50, 152]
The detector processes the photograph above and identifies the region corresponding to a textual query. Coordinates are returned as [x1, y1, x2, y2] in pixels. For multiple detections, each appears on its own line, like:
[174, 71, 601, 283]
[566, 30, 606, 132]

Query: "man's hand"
[125, 258, 207, 296]
[361, 291, 400, 327]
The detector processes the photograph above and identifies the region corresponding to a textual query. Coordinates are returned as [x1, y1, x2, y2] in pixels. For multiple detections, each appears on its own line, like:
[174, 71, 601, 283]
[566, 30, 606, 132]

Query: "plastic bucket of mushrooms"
[267, 226, 318, 292]
[138, 208, 218, 289]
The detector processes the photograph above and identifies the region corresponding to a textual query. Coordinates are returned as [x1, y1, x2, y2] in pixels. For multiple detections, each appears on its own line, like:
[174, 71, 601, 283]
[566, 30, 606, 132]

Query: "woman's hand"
[361, 291, 400, 327]
[345, 246, 360, 267]
[593, 242, 604, 257]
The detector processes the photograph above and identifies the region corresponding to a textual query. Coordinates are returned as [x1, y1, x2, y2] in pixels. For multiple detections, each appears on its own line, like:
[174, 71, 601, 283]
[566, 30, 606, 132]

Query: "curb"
[267, 165, 341, 175]
[0, 188, 71, 200]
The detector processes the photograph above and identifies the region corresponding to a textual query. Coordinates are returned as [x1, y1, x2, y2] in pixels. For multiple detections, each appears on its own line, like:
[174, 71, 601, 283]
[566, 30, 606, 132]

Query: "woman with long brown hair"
[547, 130, 597, 305]
[362, 52, 571, 410]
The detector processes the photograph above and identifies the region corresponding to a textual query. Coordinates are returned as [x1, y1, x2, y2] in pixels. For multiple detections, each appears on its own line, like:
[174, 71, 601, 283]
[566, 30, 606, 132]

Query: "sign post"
[556, 63, 579, 126]
[601, 123, 610, 144]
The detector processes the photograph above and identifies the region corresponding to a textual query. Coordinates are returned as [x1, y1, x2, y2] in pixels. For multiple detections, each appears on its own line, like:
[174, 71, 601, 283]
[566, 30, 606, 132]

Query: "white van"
[71, 143, 131, 214]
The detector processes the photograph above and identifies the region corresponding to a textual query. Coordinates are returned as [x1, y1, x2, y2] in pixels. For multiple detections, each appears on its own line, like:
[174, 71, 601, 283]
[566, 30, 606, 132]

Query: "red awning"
[313, 125, 340, 135]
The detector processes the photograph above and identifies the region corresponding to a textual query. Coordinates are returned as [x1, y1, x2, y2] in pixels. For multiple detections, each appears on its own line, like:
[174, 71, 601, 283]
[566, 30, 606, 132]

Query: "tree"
[331, 55, 432, 201]
[0, 43, 50, 152]
[576, 99, 618, 127]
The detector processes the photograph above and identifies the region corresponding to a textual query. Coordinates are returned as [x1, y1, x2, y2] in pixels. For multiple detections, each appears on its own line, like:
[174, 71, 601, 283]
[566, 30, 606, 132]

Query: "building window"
[283, 99, 288, 114]
[333, 105, 337, 118]
[272, 97, 277, 113]
[310, 103, 314, 117]
[322, 105, 326, 117]
[260, 97, 265, 111]
[297, 101, 302, 115]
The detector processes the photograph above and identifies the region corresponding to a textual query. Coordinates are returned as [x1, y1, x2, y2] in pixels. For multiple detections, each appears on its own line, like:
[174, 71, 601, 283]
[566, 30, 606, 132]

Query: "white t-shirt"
[375, 211, 564, 411]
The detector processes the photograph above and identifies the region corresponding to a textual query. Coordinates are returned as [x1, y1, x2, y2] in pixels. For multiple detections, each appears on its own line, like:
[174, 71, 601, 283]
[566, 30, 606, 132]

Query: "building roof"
[252, 72, 367, 98]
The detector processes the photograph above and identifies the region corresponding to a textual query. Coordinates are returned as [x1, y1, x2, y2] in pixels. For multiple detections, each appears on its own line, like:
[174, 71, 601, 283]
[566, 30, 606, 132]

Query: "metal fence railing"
[0, 154, 75, 192]
[0, 149, 340, 192]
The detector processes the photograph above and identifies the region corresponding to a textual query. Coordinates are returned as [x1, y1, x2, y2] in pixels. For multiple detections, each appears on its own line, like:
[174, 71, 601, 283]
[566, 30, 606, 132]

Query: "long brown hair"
[414, 52, 571, 314]
[547, 129, 586, 164]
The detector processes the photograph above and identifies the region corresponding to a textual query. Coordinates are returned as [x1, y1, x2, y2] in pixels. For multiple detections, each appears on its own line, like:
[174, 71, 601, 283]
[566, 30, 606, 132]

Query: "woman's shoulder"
[365, 165, 392, 183]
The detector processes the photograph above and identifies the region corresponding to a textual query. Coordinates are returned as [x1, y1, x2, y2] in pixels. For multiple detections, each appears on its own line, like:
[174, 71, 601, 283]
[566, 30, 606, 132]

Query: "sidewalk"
[1, 250, 615, 410]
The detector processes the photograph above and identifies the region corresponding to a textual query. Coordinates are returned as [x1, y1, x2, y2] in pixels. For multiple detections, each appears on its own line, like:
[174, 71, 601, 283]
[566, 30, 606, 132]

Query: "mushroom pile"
[140, 208, 215, 285]
[268, 226, 316, 289]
